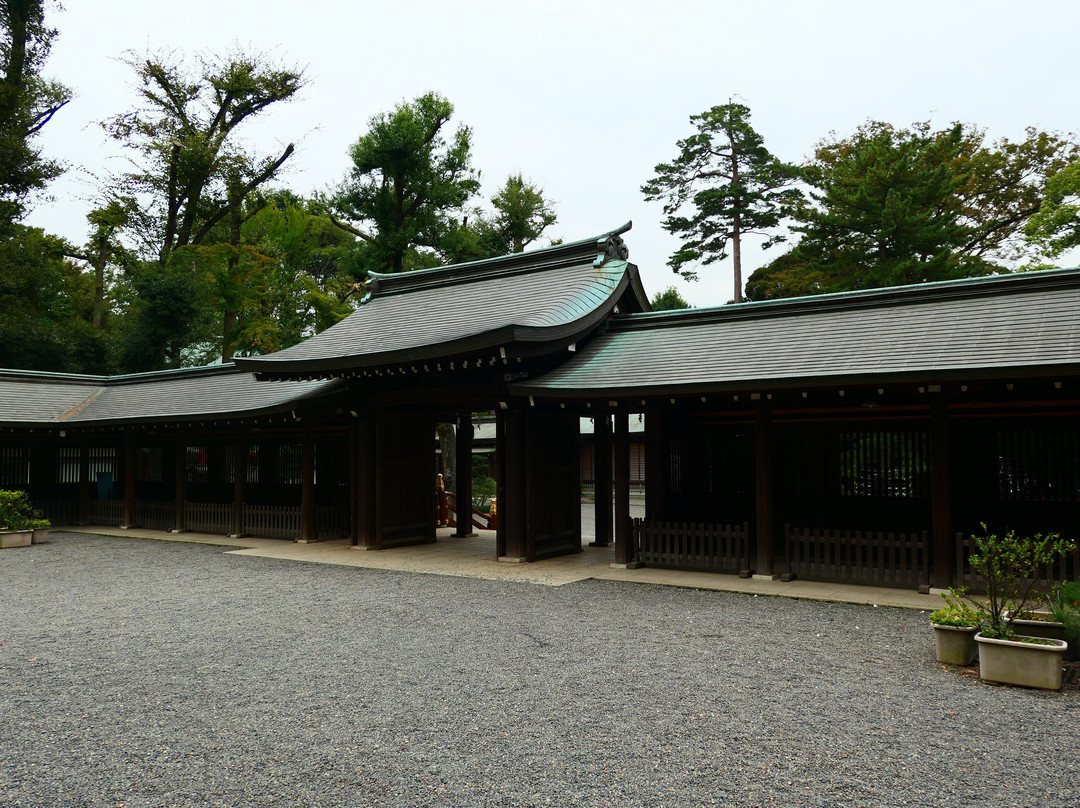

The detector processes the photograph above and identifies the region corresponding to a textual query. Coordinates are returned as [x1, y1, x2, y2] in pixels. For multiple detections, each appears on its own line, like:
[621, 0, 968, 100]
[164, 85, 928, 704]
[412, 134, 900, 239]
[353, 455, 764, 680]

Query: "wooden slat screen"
[634, 520, 749, 573]
[785, 525, 928, 589]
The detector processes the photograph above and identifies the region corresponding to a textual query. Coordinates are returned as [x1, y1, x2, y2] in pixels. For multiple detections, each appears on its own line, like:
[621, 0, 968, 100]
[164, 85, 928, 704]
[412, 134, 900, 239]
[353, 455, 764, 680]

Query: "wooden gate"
[525, 411, 581, 560]
[376, 409, 435, 548]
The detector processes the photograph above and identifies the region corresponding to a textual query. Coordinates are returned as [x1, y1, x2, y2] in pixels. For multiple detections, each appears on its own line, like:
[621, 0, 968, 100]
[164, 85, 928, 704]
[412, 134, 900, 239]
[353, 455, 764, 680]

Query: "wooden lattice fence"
[785, 525, 928, 589]
[634, 520, 750, 573]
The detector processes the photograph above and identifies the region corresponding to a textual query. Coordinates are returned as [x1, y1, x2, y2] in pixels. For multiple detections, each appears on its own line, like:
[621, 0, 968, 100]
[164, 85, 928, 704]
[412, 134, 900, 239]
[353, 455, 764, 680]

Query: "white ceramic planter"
[974, 632, 1068, 690]
[0, 529, 33, 548]
[932, 623, 978, 665]
[1003, 610, 1077, 661]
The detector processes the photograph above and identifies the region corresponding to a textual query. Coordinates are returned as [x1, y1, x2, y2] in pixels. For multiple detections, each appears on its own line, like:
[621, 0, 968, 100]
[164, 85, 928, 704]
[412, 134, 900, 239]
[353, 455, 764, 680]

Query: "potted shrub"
[930, 589, 982, 665]
[967, 525, 1074, 690]
[0, 490, 35, 548]
[1043, 580, 1080, 662]
[29, 516, 50, 544]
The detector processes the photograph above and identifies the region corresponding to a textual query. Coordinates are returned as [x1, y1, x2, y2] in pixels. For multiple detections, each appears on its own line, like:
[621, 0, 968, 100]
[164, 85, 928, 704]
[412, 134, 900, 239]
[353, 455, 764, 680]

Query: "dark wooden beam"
[930, 399, 954, 589]
[230, 427, 247, 538]
[591, 411, 612, 547]
[613, 410, 635, 565]
[754, 405, 776, 578]
[77, 437, 89, 525]
[352, 416, 376, 548]
[453, 412, 475, 538]
[644, 402, 664, 523]
[121, 433, 137, 529]
[172, 431, 186, 533]
[299, 420, 316, 542]
[500, 406, 528, 561]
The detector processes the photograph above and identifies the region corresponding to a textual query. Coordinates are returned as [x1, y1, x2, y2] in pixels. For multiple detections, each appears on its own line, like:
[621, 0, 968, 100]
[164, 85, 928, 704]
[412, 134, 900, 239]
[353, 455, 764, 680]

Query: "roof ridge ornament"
[594, 221, 632, 267]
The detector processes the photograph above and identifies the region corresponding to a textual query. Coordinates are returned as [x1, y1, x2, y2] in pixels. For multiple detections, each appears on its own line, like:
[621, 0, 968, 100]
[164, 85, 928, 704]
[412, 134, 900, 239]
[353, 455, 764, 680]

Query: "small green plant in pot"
[967, 525, 1075, 640]
[1045, 580, 1080, 660]
[966, 525, 1076, 689]
[930, 588, 983, 665]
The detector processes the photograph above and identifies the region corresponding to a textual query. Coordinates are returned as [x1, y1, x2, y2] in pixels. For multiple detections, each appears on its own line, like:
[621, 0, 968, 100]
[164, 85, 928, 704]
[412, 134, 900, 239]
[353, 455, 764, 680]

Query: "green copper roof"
[515, 267, 1080, 397]
[236, 224, 648, 379]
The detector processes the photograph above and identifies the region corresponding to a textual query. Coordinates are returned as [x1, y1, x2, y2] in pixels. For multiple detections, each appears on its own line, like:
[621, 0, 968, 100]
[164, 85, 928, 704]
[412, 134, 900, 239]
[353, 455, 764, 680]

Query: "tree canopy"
[0, 0, 70, 230]
[745, 121, 1079, 300]
[642, 102, 801, 301]
[328, 92, 480, 274]
[649, 286, 692, 311]
[1025, 159, 1080, 258]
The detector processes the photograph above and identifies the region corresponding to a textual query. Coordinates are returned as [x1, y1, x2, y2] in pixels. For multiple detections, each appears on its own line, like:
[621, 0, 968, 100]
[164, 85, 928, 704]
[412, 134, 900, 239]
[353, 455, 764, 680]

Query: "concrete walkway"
[52, 524, 941, 611]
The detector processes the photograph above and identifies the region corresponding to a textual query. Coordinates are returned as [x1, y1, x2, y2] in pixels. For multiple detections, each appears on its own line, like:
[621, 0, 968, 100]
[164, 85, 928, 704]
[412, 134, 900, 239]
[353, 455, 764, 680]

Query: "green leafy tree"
[102, 50, 305, 369]
[642, 102, 801, 301]
[480, 173, 557, 254]
[749, 121, 1080, 300]
[0, 0, 70, 230]
[0, 225, 105, 371]
[232, 192, 361, 355]
[790, 121, 971, 291]
[328, 92, 480, 274]
[1025, 159, 1080, 257]
[649, 286, 692, 311]
[444, 173, 559, 263]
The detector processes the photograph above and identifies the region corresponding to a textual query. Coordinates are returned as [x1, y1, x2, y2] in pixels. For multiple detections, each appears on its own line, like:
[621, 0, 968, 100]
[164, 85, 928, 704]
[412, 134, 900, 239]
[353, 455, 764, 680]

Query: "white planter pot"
[0, 529, 33, 548]
[974, 632, 1068, 690]
[932, 623, 978, 665]
[1003, 610, 1076, 661]
[31, 527, 49, 544]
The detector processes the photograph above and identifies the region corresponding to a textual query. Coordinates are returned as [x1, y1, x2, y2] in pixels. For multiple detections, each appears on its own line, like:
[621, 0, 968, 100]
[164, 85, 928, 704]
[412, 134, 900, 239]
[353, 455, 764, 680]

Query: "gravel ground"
[1, 533, 1077, 808]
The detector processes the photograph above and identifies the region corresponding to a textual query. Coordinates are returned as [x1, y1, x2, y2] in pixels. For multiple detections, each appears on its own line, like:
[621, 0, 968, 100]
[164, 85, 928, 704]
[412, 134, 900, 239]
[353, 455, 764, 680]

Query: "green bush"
[930, 588, 983, 627]
[967, 525, 1077, 640]
[0, 490, 49, 530]
[1046, 580, 1080, 646]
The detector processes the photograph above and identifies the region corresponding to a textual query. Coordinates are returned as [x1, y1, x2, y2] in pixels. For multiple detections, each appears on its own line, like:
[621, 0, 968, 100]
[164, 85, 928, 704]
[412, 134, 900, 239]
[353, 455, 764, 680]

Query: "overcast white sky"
[24, 0, 1080, 307]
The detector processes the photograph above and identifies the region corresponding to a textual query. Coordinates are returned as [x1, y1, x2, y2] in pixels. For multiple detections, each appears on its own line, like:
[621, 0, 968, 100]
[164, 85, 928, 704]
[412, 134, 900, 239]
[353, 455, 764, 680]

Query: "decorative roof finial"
[594, 222, 632, 267]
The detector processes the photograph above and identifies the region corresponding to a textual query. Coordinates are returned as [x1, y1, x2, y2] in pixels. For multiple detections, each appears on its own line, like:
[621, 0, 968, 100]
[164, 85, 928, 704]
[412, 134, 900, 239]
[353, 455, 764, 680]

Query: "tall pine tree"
[642, 103, 800, 301]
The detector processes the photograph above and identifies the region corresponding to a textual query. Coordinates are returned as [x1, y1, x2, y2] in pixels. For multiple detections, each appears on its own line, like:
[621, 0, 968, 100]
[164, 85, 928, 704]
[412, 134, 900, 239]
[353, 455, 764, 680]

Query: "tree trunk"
[437, 422, 456, 493]
[730, 131, 743, 304]
[93, 238, 107, 329]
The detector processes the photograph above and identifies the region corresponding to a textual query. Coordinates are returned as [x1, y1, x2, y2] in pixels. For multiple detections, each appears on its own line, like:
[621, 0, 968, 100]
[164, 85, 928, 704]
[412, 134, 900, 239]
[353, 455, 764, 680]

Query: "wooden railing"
[32, 498, 78, 525]
[87, 499, 123, 525]
[437, 487, 496, 531]
[185, 501, 232, 534]
[785, 525, 929, 589]
[316, 504, 350, 539]
[244, 504, 300, 539]
[634, 520, 750, 573]
[135, 500, 174, 531]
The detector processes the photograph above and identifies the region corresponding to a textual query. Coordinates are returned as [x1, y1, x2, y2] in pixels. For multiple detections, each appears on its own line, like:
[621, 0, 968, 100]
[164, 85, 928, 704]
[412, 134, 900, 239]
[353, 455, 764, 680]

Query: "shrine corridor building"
[2, 224, 1079, 590]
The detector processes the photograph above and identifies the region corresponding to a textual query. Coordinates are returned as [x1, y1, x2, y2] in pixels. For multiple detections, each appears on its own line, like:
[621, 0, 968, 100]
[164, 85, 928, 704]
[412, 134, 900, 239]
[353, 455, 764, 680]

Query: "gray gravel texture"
[1, 533, 1077, 808]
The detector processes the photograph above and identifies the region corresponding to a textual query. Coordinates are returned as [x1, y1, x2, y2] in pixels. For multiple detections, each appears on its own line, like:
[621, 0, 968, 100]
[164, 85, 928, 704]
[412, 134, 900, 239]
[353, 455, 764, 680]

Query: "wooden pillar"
[172, 432, 187, 533]
[499, 405, 528, 561]
[453, 413, 476, 537]
[353, 417, 377, 548]
[754, 404, 776, 578]
[643, 403, 664, 523]
[930, 400, 954, 589]
[121, 433, 137, 528]
[612, 409, 635, 566]
[230, 428, 247, 538]
[299, 420, 316, 542]
[77, 437, 90, 524]
[591, 411, 613, 547]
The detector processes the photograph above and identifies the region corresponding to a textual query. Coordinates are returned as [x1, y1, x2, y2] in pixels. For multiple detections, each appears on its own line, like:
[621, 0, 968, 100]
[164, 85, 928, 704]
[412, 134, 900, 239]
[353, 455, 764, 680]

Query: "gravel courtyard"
[1, 533, 1077, 808]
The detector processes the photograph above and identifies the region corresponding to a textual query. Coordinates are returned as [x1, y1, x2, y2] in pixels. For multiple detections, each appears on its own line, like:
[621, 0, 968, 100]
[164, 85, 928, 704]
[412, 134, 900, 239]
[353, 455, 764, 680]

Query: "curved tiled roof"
[235, 224, 649, 378]
[515, 268, 1080, 397]
[0, 365, 341, 426]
